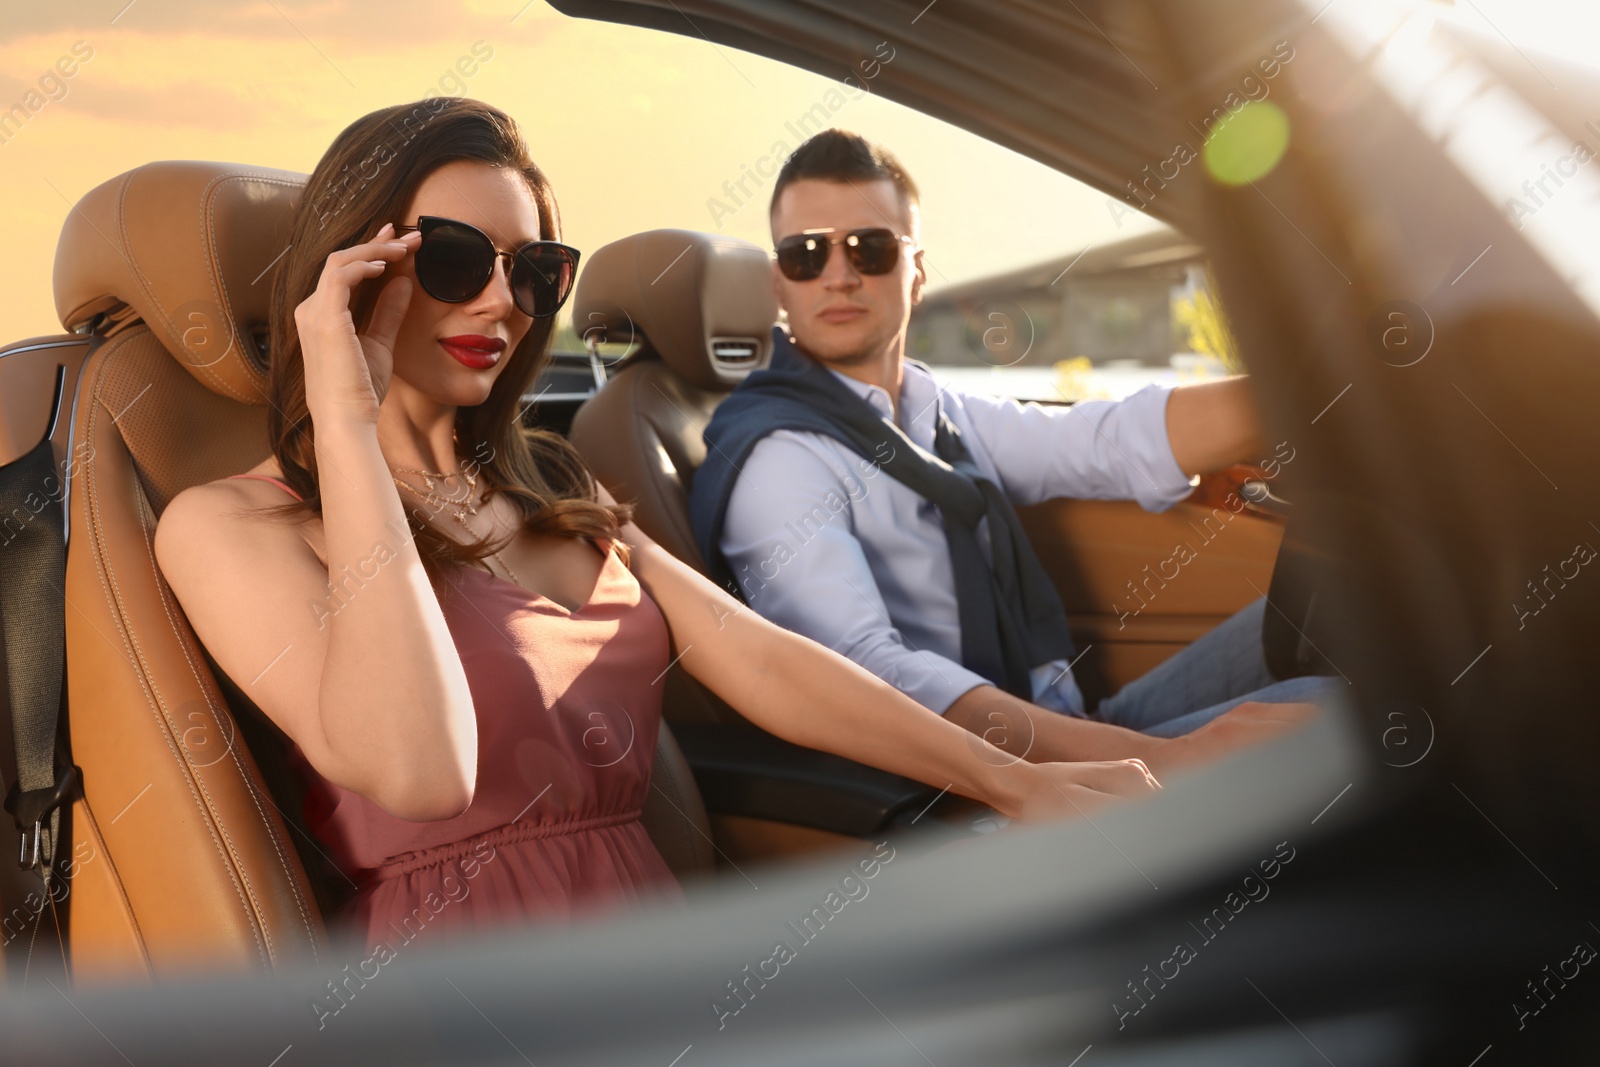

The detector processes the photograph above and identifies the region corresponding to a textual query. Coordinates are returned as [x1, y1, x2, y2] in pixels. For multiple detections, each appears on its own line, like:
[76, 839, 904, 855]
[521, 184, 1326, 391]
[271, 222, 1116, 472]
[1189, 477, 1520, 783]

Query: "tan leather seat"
[12, 160, 712, 986]
[568, 231, 776, 729]
[568, 230, 776, 570]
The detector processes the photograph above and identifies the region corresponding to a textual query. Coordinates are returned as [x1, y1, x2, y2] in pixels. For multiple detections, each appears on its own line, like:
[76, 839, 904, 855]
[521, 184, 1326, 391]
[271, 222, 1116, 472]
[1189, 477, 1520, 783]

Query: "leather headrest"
[572, 229, 776, 392]
[53, 160, 308, 405]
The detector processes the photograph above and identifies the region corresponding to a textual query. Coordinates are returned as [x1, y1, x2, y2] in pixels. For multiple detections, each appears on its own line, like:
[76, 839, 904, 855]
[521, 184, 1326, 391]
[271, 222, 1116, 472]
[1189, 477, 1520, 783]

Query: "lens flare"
[1203, 101, 1292, 186]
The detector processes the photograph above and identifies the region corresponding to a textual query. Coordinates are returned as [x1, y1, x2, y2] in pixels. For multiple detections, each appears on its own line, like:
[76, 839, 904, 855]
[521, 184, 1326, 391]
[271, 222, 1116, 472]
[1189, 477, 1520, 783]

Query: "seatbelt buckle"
[4, 765, 82, 871]
[19, 820, 40, 871]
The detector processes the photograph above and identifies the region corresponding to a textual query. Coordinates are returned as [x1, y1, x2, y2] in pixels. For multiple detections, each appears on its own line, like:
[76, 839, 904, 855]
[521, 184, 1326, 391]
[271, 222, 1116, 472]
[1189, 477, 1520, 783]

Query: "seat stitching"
[636, 370, 701, 558]
[204, 172, 304, 395]
[106, 166, 301, 406]
[73, 798, 154, 975]
[82, 340, 270, 969]
[139, 473, 321, 960]
[105, 173, 248, 401]
[125, 165, 249, 404]
[173, 171, 250, 404]
[107, 171, 240, 406]
[137, 474, 322, 964]
[630, 371, 683, 542]
[84, 341, 269, 965]
[236, 775, 322, 963]
[108, 172, 163, 332]
[104, 379, 292, 965]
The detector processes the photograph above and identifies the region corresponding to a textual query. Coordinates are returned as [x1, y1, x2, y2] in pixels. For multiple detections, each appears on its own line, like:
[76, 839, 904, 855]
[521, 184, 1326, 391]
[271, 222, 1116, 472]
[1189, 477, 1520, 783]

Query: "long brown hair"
[258, 98, 630, 590]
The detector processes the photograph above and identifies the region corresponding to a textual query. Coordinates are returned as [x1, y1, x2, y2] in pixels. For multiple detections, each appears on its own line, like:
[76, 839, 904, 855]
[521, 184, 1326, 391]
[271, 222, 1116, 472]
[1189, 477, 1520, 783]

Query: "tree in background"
[1173, 270, 1243, 374]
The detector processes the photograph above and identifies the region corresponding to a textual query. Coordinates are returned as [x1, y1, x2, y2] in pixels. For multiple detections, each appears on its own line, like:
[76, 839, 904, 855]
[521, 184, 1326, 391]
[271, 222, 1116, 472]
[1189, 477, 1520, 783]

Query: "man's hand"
[1142, 700, 1320, 776]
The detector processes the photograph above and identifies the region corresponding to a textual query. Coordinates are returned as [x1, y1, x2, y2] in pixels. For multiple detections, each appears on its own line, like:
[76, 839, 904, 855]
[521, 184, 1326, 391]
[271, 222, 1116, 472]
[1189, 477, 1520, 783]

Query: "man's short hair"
[769, 129, 920, 222]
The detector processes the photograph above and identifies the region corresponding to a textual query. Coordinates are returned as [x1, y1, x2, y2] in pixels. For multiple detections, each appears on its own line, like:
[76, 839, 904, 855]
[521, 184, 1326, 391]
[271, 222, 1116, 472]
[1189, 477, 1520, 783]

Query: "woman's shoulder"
[158, 459, 326, 570]
[164, 459, 288, 530]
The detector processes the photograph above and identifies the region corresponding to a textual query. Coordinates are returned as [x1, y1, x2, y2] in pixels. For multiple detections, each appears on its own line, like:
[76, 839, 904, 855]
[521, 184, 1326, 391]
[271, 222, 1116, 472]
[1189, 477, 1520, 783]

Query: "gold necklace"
[390, 461, 479, 517]
[392, 464, 473, 487]
[394, 430, 468, 482]
[390, 471, 521, 585]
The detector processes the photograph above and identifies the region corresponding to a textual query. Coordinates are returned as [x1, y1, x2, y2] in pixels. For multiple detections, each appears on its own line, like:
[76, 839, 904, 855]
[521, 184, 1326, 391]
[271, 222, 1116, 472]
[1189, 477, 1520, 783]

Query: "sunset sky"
[0, 0, 1591, 346]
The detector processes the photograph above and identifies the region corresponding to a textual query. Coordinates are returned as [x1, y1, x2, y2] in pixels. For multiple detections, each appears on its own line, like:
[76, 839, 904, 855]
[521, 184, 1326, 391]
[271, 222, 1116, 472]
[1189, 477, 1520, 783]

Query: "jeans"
[1083, 598, 1338, 739]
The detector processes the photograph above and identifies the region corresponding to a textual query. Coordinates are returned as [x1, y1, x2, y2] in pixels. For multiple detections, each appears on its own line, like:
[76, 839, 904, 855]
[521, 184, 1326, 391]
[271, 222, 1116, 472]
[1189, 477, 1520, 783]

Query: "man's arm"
[946, 685, 1158, 763]
[947, 684, 1319, 776]
[1164, 376, 1265, 476]
[956, 374, 1266, 507]
[956, 384, 1194, 511]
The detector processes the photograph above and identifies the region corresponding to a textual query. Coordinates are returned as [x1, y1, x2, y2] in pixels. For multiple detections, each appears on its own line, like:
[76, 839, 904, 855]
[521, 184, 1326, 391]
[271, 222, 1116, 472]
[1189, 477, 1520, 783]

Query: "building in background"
[908, 227, 1234, 401]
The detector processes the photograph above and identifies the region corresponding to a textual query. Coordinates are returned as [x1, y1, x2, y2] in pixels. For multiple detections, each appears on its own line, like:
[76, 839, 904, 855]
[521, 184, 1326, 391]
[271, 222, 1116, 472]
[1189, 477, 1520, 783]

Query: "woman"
[154, 98, 1160, 956]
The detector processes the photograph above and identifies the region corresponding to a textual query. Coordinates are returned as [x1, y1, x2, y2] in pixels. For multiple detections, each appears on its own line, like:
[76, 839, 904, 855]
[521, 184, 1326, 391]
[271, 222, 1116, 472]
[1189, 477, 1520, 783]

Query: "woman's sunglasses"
[774, 227, 916, 282]
[393, 216, 581, 319]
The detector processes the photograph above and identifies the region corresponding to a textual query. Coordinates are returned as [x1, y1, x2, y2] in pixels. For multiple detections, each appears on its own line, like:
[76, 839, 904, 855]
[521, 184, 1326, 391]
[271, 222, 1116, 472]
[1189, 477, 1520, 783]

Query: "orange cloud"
[10, 0, 515, 44]
[0, 3, 1154, 349]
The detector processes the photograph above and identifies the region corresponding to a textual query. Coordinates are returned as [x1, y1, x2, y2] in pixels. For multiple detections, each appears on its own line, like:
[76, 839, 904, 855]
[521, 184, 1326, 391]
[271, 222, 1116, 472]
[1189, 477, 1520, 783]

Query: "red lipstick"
[439, 334, 506, 369]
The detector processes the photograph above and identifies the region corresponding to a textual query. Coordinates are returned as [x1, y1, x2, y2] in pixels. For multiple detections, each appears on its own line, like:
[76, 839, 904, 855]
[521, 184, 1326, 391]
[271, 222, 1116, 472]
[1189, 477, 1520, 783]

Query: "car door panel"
[1018, 497, 1282, 703]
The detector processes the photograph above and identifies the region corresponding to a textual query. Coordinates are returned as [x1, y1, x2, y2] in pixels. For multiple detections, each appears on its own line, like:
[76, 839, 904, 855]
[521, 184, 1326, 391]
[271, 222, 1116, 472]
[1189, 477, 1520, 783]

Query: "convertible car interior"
[0, 155, 1296, 986]
[6, 0, 1600, 1061]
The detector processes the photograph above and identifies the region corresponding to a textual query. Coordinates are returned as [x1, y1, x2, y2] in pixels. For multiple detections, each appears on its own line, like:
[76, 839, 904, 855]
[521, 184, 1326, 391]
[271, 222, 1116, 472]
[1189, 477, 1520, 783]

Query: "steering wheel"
[1254, 487, 1337, 680]
[1187, 467, 1333, 680]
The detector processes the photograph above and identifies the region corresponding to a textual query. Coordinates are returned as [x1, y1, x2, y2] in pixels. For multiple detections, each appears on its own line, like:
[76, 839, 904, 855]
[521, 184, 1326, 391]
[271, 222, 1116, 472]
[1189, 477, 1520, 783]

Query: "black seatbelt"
[0, 429, 82, 978]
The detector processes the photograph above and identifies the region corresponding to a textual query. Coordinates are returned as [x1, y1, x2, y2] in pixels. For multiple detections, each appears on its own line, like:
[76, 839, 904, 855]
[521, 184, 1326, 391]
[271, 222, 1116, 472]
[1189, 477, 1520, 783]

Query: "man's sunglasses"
[393, 216, 581, 319]
[774, 227, 916, 282]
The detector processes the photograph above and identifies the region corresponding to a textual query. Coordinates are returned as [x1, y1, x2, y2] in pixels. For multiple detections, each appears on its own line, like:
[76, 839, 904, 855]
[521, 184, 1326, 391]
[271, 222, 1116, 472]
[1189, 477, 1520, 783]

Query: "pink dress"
[226, 473, 684, 955]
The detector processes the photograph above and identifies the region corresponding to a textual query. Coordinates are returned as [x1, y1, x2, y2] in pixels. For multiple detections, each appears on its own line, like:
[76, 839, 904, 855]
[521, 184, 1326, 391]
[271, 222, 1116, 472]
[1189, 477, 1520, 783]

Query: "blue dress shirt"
[718, 358, 1195, 715]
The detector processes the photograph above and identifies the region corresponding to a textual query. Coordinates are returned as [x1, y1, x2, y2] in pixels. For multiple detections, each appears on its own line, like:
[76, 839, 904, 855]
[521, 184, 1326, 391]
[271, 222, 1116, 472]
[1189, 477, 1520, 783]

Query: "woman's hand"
[1011, 758, 1162, 823]
[295, 221, 420, 428]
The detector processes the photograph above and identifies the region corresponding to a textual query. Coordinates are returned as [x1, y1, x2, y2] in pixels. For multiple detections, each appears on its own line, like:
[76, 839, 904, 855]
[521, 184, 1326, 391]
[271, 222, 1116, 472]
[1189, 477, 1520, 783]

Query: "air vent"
[709, 337, 760, 365]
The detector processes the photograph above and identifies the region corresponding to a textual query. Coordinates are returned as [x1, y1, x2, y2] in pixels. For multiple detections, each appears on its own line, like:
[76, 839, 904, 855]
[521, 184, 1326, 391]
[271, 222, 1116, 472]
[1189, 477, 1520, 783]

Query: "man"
[689, 129, 1329, 775]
